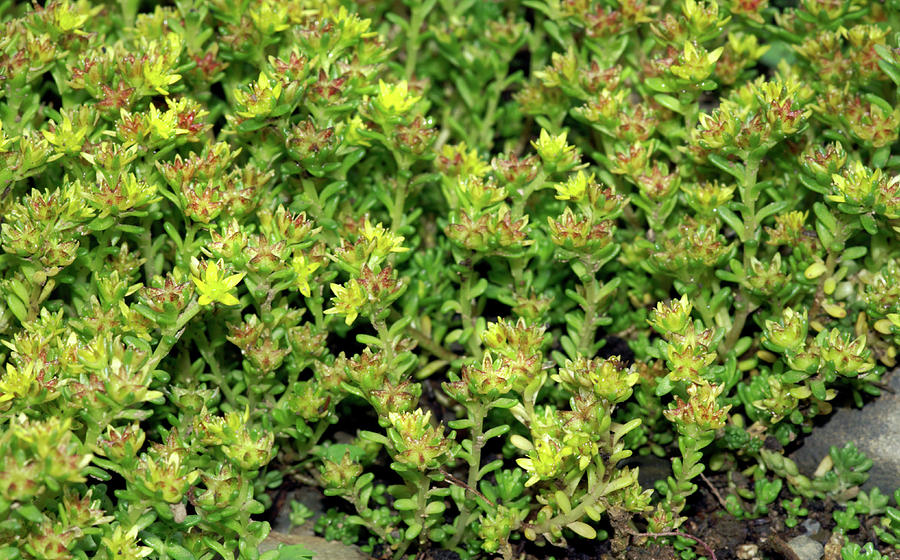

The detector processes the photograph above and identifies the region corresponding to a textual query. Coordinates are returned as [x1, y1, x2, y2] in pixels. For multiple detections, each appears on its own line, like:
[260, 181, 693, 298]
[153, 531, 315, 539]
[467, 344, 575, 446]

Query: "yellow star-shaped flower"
[324, 280, 367, 326]
[191, 260, 245, 306]
[291, 254, 321, 298]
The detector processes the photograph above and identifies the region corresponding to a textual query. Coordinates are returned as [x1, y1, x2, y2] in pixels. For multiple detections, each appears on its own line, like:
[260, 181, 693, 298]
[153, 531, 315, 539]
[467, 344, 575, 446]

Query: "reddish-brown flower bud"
[585, 6, 623, 38]
[392, 116, 436, 156]
[635, 161, 679, 201]
[492, 154, 540, 189]
[370, 379, 422, 417]
[289, 323, 329, 359]
[96, 82, 136, 113]
[96, 422, 146, 462]
[548, 209, 613, 254]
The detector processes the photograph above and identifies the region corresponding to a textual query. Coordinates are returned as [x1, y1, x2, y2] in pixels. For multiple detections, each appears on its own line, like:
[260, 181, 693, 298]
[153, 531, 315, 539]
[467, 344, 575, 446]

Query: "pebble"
[787, 535, 825, 560]
[801, 518, 822, 536]
[259, 532, 367, 560]
[790, 371, 900, 492]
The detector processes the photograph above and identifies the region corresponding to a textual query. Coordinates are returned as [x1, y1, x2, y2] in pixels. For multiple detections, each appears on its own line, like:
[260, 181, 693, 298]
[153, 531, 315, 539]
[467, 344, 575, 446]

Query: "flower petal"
[298, 281, 311, 298]
[190, 275, 207, 291]
[222, 273, 245, 289]
[205, 260, 220, 282]
[218, 293, 240, 306]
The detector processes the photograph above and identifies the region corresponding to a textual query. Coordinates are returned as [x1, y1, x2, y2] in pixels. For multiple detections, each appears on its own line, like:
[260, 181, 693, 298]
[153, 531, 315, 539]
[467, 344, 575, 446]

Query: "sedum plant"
[1, 0, 900, 559]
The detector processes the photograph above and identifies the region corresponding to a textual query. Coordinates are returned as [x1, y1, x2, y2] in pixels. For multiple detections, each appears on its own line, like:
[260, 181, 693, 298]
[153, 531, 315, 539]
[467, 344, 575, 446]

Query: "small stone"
[787, 535, 825, 560]
[169, 503, 187, 524]
[735, 543, 759, 560]
[790, 371, 900, 492]
[800, 518, 821, 536]
[259, 532, 367, 560]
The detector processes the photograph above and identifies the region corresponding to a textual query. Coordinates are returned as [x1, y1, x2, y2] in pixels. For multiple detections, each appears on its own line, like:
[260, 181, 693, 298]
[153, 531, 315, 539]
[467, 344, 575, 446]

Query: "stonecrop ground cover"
[2, 0, 900, 558]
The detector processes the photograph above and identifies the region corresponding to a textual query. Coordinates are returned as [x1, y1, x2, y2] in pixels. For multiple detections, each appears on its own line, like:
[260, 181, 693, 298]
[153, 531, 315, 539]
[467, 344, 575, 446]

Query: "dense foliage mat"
[2, 0, 900, 559]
